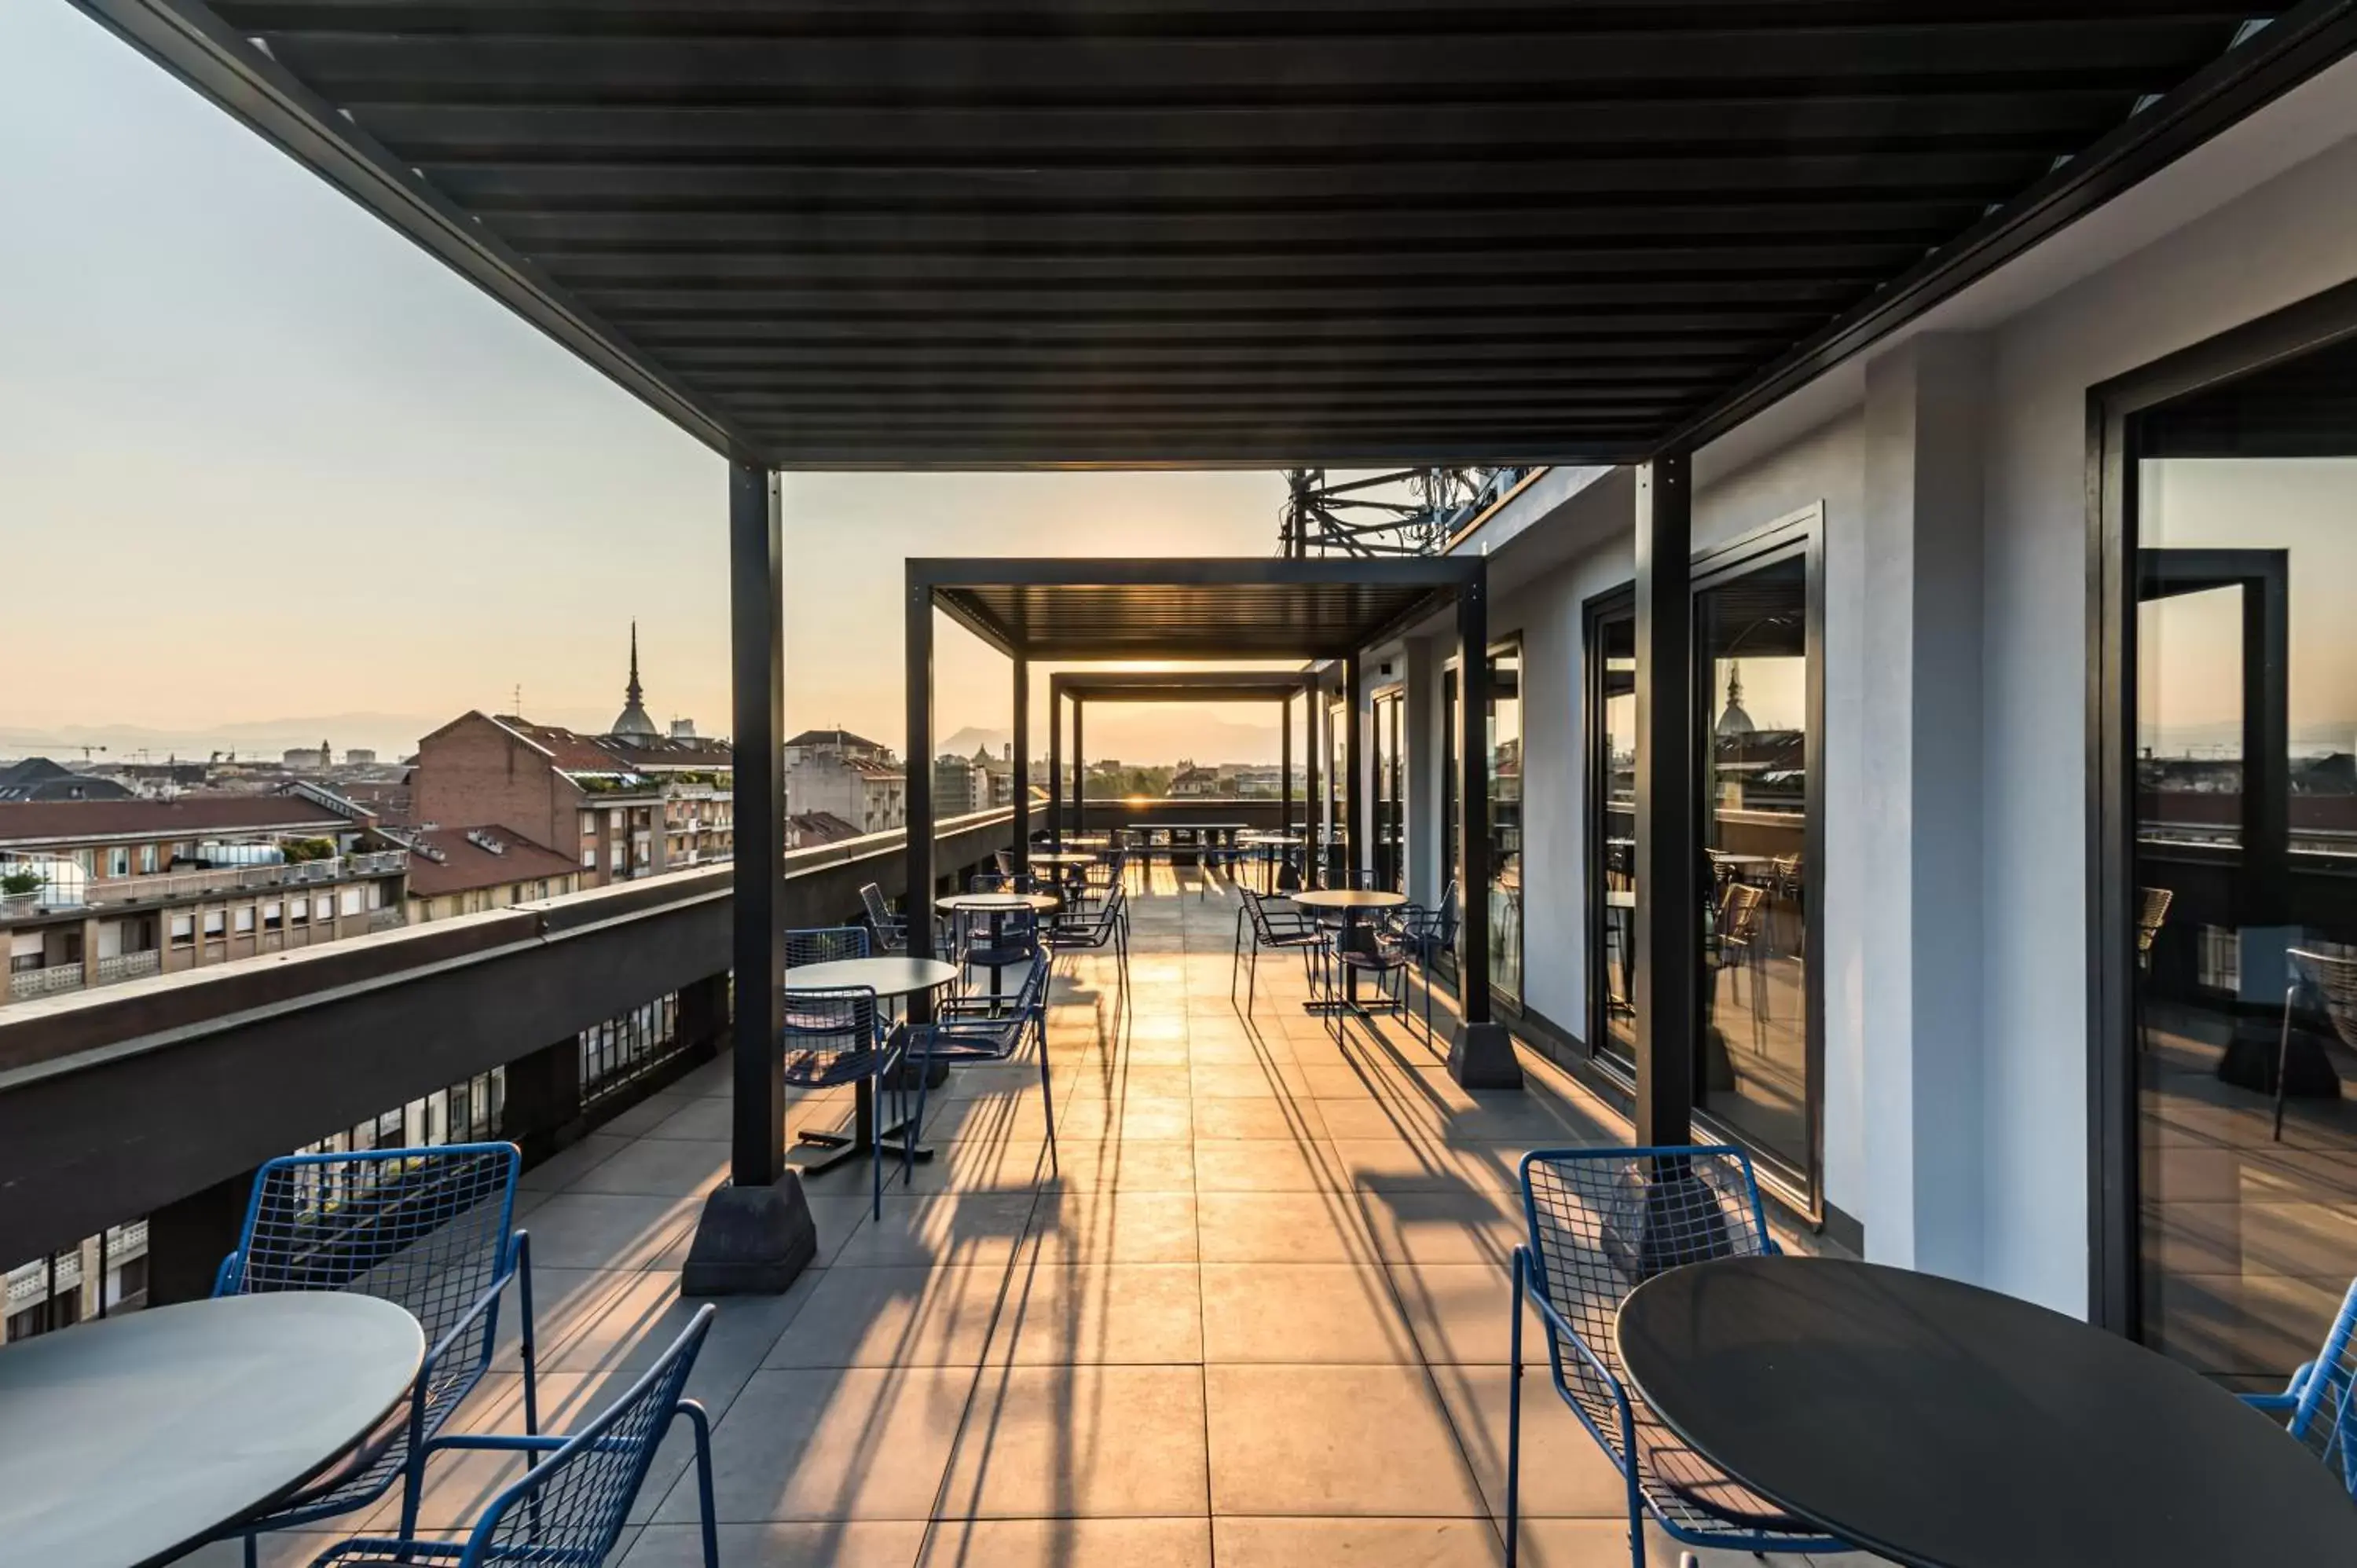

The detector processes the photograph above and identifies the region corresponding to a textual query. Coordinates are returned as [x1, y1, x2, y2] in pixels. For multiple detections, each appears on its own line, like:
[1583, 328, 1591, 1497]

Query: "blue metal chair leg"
[1507, 1249, 1526, 1568]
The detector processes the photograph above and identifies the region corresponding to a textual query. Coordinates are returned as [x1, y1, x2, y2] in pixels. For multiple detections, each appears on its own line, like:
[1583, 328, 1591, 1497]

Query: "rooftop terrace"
[174, 878, 1845, 1568]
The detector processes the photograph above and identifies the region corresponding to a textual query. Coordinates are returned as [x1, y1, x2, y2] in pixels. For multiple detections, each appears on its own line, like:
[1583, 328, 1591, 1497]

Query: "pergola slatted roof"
[1054, 672, 1313, 704]
[915, 557, 1475, 661]
[81, 0, 2357, 467]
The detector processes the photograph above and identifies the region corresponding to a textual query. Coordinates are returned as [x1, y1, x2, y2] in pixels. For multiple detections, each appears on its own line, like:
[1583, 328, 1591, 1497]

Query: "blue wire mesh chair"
[208, 1143, 537, 1563]
[1507, 1145, 1846, 1568]
[905, 947, 1058, 1174]
[953, 903, 1039, 996]
[785, 923, 869, 967]
[311, 1303, 720, 1568]
[1385, 878, 1461, 1042]
[1050, 881, 1130, 990]
[859, 882, 909, 954]
[782, 983, 905, 1218]
[1231, 888, 1328, 1011]
[2243, 1273, 2357, 1498]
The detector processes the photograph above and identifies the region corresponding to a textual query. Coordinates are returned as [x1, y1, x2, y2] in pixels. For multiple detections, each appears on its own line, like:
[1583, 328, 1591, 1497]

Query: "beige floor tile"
[1214, 1518, 1505, 1568]
[1204, 1365, 1486, 1517]
[1329, 1139, 1526, 1192]
[990, 1262, 1204, 1364]
[570, 1135, 730, 1198]
[939, 1365, 1210, 1519]
[1190, 1061, 1313, 1098]
[916, 1518, 1213, 1566]
[1191, 1138, 1343, 1192]
[1200, 1263, 1420, 1364]
[1039, 1137, 1197, 1193]
[1428, 1365, 1633, 1519]
[826, 1194, 1037, 1270]
[622, 1521, 927, 1566]
[663, 1366, 975, 1522]
[1362, 1189, 1528, 1266]
[1191, 1096, 1329, 1140]
[1195, 1191, 1379, 1263]
[764, 1266, 1005, 1368]
[1387, 1262, 1545, 1367]
[1025, 1191, 1200, 1264]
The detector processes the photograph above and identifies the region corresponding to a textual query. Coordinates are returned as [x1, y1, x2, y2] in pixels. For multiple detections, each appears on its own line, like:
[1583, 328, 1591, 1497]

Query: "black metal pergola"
[904, 555, 1514, 1077]
[72, 0, 2357, 1288]
[1043, 671, 1316, 860]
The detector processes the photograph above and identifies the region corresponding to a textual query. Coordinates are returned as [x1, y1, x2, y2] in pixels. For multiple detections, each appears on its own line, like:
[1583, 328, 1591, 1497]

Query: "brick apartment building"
[398, 824, 582, 921]
[0, 790, 405, 1004]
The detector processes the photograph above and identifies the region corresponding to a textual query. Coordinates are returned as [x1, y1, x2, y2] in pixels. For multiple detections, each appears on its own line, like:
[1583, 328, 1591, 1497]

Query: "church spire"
[609, 621, 659, 740]
[627, 621, 644, 708]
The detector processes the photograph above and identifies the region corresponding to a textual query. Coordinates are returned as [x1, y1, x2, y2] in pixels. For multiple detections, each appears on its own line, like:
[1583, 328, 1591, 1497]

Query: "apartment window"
[1691, 518, 1821, 1192]
[339, 888, 363, 918]
[137, 844, 158, 874]
[1587, 588, 1639, 1073]
[263, 902, 283, 930]
[313, 896, 332, 921]
[168, 914, 194, 947]
[1486, 641, 1524, 1006]
[107, 847, 130, 877]
[233, 907, 255, 935]
[581, 845, 596, 869]
[289, 900, 308, 925]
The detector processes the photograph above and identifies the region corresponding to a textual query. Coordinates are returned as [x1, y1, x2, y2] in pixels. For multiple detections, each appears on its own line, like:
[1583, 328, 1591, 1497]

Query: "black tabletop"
[1614, 1256, 2357, 1568]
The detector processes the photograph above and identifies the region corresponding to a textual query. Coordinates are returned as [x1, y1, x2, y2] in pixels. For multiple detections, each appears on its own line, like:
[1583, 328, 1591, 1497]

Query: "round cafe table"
[0, 1292, 425, 1568]
[785, 955, 958, 1170]
[1290, 888, 1407, 1014]
[1615, 1255, 2357, 1568]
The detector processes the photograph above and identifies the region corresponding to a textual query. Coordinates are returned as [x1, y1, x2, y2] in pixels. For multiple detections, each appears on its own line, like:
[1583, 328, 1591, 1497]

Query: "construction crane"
[1277, 467, 1529, 559]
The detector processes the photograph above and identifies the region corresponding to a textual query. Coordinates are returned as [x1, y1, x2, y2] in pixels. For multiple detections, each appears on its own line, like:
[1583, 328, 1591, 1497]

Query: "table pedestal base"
[680, 1173, 818, 1295]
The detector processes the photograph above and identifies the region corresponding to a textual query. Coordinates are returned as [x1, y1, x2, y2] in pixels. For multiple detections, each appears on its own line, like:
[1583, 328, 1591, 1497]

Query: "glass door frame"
[1585, 584, 1638, 1080]
[2088, 278, 2357, 1337]
[1687, 507, 1827, 1211]
[1373, 686, 1406, 891]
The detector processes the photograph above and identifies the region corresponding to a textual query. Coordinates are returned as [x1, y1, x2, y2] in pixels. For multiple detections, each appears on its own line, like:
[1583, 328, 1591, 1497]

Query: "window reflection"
[1489, 644, 1523, 1003]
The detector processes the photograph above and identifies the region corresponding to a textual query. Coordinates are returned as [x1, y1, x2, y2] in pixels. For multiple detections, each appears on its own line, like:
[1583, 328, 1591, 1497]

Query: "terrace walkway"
[189, 881, 1861, 1568]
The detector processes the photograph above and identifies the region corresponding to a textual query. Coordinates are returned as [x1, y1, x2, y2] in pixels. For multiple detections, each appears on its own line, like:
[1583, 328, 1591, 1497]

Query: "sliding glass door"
[1691, 523, 1820, 1188]
[1587, 591, 1638, 1072]
[1373, 688, 1405, 892]
[1488, 643, 1524, 1005]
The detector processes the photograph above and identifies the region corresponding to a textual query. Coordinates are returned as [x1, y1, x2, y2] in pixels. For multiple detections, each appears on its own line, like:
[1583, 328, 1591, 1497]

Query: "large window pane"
[1374, 690, 1405, 892]
[2133, 335, 2357, 1383]
[1695, 554, 1810, 1173]
[1489, 644, 1523, 1003]
[1593, 602, 1637, 1069]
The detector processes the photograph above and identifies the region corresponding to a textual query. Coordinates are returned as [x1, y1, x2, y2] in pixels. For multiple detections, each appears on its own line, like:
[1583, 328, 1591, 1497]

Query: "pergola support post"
[1635, 454, 1696, 1144]
[1010, 656, 1029, 874]
[1047, 685, 1062, 855]
[1280, 693, 1294, 834]
[1448, 568, 1521, 1090]
[1073, 699, 1086, 840]
[683, 462, 815, 1295]
[905, 577, 937, 996]
[1343, 650, 1365, 885]
[1304, 676, 1323, 888]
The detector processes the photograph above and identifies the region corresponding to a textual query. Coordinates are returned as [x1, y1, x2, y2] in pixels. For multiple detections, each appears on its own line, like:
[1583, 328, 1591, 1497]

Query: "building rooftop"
[787, 728, 889, 753]
[398, 826, 581, 899]
[0, 794, 357, 849]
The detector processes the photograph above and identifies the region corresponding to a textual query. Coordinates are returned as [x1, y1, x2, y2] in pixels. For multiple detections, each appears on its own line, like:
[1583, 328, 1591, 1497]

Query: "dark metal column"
[1304, 676, 1322, 889]
[681, 461, 816, 1295]
[1047, 682, 1062, 854]
[1634, 454, 1696, 1145]
[1449, 570, 1520, 1088]
[905, 577, 937, 986]
[1073, 698, 1086, 841]
[1344, 650, 1365, 884]
[1280, 693, 1294, 833]
[1010, 655, 1030, 874]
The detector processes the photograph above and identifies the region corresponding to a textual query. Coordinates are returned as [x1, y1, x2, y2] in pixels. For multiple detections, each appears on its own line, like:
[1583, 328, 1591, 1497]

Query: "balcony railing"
[0, 808, 1015, 1298]
[7, 965, 85, 1002]
[93, 951, 160, 985]
[0, 850, 409, 922]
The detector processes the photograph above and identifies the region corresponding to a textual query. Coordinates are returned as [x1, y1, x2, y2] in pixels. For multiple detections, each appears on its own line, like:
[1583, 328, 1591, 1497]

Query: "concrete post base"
[1448, 1020, 1523, 1090]
[680, 1173, 819, 1295]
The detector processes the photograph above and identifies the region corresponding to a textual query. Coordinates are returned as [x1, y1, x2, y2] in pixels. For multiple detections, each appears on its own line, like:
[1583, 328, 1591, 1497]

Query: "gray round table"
[0, 1292, 424, 1568]
[785, 956, 959, 1170]
[1291, 889, 1408, 1013]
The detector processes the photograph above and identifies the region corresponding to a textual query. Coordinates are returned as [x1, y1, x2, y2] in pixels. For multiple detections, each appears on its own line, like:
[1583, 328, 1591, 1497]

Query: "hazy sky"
[0, 3, 1289, 762]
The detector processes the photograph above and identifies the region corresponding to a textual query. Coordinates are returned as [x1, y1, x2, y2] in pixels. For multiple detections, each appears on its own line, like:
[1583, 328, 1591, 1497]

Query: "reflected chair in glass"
[207, 1144, 538, 1566]
[2133, 885, 2172, 1052]
[1507, 1145, 1846, 1568]
[2275, 947, 2357, 1141]
[1385, 879, 1461, 1044]
[860, 881, 909, 954]
[905, 949, 1059, 1174]
[314, 1304, 720, 1568]
[1706, 881, 1770, 1049]
[783, 984, 906, 1217]
[1233, 888, 1329, 1012]
[2242, 1273, 2357, 1499]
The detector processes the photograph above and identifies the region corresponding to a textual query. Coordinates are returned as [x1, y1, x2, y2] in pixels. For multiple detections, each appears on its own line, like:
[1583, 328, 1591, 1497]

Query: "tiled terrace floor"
[194, 881, 1868, 1568]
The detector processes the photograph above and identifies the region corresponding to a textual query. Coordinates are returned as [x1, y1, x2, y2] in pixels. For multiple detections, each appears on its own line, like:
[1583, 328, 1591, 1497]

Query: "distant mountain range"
[940, 713, 1281, 765]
